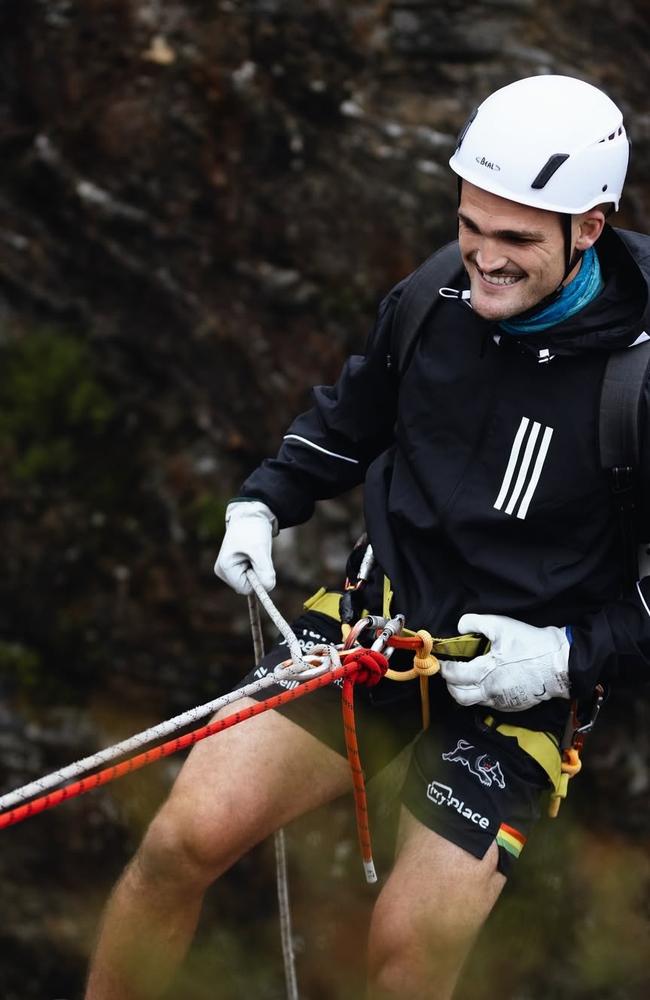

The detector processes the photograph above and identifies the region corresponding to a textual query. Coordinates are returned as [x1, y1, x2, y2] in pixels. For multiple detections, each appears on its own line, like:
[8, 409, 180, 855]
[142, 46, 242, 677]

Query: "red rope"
[0, 662, 354, 831]
[381, 634, 426, 650]
[0, 648, 389, 886]
[339, 648, 388, 883]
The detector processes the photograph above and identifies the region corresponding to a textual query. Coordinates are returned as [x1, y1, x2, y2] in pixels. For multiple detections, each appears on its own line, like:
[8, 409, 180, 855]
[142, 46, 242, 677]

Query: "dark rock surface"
[1, 1, 650, 996]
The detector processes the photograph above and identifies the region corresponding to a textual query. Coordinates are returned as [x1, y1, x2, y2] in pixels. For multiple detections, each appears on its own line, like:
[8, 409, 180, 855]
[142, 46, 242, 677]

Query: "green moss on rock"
[0, 329, 114, 484]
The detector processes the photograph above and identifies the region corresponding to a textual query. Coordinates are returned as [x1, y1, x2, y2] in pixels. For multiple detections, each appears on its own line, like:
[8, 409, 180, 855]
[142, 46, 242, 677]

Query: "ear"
[574, 209, 606, 251]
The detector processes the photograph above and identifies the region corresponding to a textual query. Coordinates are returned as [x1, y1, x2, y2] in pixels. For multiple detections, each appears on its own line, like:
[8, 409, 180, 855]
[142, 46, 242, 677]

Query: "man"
[86, 75, 648, 999]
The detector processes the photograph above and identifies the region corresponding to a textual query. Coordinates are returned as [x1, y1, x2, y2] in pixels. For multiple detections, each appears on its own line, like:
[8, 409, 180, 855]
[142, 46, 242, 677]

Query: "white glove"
[214, 500, 278, 595]
[440, 613, 571, 712]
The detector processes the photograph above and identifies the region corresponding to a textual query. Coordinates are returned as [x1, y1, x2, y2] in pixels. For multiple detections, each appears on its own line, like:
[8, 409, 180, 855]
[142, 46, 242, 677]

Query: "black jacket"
[240, 225, 650, 730]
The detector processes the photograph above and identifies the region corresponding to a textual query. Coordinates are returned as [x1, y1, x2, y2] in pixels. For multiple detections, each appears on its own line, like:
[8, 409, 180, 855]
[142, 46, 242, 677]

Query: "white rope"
[245, 568, 306, 666]
[248, 589, 299, 1000]
[0, 629, 328, 812]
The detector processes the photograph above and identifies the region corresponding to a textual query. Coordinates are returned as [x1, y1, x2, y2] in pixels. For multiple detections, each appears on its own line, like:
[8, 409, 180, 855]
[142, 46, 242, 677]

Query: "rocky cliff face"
[1, 2, 650, 997]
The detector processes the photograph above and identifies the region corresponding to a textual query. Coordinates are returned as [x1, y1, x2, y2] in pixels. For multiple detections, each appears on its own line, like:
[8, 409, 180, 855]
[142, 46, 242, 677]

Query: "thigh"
[368, 809, 505, 997]
[160, 697, 353, 866]
[379, 806, 505, 930]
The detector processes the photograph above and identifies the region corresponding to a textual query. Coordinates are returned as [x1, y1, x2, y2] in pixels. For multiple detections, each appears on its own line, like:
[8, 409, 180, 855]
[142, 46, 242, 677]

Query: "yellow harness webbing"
[303, 587, 349, 619]
[382, 575, 393, 618]
[304, 587, 485, 659]
[482, 715, 562, 790]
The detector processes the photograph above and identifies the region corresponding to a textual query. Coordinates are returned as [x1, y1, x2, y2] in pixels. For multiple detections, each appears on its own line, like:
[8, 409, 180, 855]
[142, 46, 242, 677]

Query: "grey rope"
[0, 575, 325, 814]
[245, 569, 305, 666]
[248, 586, 300, 1000]
[0, 665, 313, 812]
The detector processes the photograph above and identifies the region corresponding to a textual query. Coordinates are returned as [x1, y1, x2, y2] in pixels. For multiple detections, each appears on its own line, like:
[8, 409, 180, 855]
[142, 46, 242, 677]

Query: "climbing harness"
[305, 584, 602, 819]
[342, 613, 441, 729]
[548, 684, 605, 818]
[0, 572, 598, 839]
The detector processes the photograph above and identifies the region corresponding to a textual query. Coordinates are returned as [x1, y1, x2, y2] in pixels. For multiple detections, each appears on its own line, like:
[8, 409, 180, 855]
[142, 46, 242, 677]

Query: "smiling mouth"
[477, 266, 524, 287]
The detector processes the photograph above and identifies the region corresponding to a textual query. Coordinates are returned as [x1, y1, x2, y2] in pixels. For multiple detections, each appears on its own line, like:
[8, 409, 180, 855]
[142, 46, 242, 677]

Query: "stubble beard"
[468, 268, 563, 323]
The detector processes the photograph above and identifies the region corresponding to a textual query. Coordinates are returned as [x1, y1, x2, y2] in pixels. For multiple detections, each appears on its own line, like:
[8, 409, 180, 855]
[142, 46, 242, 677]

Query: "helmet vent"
[599, 126, 624, 143]
[530, 153, 570, 190]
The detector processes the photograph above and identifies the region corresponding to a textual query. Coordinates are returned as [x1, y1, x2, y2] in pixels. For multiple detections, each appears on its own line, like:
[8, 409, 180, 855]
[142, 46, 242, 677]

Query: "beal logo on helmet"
[449, 75, 630, 215]
[475, 156, 501, 172]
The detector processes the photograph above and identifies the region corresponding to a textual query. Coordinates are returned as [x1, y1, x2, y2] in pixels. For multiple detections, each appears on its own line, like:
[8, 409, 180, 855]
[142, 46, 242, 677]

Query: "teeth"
[480, 270, 522, 286]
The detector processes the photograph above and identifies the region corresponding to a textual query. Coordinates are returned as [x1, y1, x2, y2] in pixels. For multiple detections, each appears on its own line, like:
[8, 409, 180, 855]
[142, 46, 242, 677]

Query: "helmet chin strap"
[561, 212, 584, 279]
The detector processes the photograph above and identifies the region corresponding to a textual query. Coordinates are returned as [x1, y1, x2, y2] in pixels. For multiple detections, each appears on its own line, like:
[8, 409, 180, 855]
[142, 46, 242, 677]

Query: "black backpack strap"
[599, 339, 650, 588]
[391, 240, 465, 375]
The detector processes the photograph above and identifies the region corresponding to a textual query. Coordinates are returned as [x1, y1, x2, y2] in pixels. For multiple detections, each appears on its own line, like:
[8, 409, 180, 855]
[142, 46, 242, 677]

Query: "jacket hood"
[494, 225, 650, 360]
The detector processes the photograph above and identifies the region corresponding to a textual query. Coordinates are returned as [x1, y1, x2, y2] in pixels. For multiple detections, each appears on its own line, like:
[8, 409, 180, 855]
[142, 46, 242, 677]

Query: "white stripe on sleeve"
[283, 434, 360, 465]
[636, 579, 650, 618]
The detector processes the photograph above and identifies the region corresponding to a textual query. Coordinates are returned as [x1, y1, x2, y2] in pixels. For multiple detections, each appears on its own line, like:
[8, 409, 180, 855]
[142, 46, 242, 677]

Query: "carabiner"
[343, 615, 386, 650]
[371, 615, 405, 655]
[573, 683, 605, 740]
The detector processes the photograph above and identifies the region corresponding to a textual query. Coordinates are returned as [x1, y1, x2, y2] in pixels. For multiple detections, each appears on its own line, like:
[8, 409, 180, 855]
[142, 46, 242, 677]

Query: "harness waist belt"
[303, 588, 485, 659]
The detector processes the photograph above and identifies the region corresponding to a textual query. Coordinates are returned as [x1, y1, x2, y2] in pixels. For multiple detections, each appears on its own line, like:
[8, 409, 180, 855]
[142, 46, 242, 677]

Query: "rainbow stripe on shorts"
[496, 823, 527, 858]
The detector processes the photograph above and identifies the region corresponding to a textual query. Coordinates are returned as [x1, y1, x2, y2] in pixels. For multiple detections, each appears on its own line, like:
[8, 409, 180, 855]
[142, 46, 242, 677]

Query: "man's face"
[457, 182, 567, 322]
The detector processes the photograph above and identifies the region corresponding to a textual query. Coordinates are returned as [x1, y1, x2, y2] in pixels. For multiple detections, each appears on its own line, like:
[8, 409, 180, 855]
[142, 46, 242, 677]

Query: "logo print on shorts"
[442, 739, 506, 789]
[426, 781, 490, 830]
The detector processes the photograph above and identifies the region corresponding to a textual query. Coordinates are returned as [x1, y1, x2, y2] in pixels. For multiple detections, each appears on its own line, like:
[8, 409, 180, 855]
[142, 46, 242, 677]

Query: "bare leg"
[85, 699, 351, 1000]
[367, 808, 505, 1000]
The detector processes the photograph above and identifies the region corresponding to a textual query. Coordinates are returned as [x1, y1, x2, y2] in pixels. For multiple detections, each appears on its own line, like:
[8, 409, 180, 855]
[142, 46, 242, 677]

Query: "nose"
[475, 241, 508, 273]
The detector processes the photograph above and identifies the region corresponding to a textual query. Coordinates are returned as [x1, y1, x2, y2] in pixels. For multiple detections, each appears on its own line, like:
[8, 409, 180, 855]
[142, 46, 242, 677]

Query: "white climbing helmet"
[449, 75, 629, 215]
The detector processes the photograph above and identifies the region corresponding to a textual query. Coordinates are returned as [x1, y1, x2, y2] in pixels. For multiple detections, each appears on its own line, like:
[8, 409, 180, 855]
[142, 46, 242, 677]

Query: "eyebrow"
[457, 211, 546, 243]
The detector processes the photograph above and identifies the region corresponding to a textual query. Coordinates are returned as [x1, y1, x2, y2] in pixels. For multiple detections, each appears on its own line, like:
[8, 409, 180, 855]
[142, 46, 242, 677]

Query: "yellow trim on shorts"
[483, 715, 562, 789]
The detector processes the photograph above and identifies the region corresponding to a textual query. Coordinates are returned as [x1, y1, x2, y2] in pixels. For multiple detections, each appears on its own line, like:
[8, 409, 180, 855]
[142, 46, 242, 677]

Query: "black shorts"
[236, 605, 557, 877]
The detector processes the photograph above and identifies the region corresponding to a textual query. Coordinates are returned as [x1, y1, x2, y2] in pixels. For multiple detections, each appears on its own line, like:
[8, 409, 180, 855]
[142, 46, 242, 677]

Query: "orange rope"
[342, 678, 376, 882]
[385, 634, 428, 650]
[383, 630, 440, 728]
[338, 648, 388, 884]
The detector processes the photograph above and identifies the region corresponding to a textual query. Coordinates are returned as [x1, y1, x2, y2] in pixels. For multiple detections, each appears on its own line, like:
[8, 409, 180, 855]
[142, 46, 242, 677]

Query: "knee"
[367, 901, 464, 1000]
[367, 926, 423, 1000]
[368, 942, 457, 1000]
[135, 804, 234, 892]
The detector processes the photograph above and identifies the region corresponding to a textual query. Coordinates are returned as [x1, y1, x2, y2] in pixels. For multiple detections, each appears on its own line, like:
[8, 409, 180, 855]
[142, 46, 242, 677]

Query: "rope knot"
[412, 629, 440, 677]
[345, 648, 388, 688]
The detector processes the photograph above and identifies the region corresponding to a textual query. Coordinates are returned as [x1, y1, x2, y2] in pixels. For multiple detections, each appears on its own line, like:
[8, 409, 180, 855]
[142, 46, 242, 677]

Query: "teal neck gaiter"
[499, 246, 604, 336]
